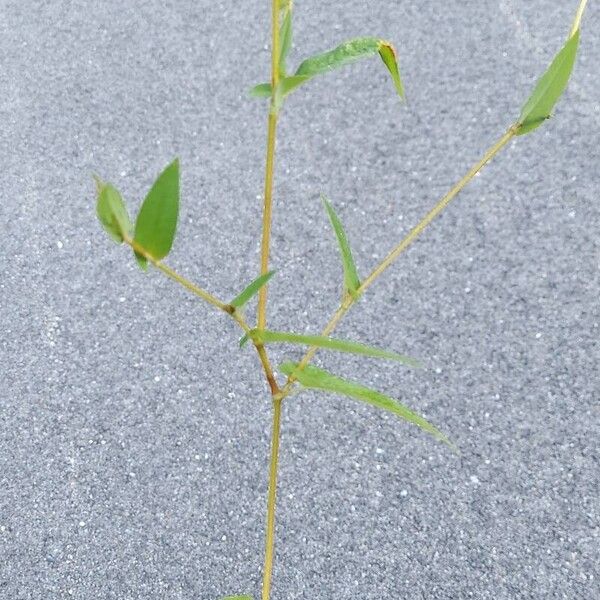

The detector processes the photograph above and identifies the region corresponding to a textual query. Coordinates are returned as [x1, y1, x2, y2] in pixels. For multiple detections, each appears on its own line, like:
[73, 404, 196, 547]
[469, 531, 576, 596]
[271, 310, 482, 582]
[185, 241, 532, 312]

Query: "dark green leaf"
[518, 30, 580, 135]
[133, 158, 180, 262]
[250, 83, 272, 98]
[279, 8, 293, 76]
[378, 41, 404, 98]
[322, 195, 361, 298]
[251, 329, 420, 368]
[230, 271, 276, 308]
[239, 333, 250, 348]
[96, 182, 132, 244]
[280, 362, 454, 449]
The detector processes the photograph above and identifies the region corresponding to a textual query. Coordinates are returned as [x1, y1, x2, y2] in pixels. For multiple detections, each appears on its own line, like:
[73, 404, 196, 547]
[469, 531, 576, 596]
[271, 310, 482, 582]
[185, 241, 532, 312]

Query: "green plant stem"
[278, 124, 519, 398]
[258, 114, 279, 331]
[257, 0, 282, 331]
[232, 311, 281, 395]
[258, 2, 284, 599]
[126, 237, 232, 313]
[262, 396, 283, 600]
[125, 237, 280, 393]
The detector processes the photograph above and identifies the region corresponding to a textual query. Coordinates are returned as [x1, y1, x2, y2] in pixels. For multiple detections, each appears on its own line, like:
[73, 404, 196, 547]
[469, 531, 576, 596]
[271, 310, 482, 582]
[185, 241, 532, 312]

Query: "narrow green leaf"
[133, 158, 180, 262]
[96, 182, 132, 244]
[239, 333, 250, 348]
[322, 195, 361, 298]
[279, 8, 293, 76]
[288, 37, 404, 98]
[378, 41, 404, 98]
[296, 37, 381, 78]
[250, 82, 272, 98]
[280, 362, 454, 449]
[230, 271, 276, 308]
[251, 329, 421, 368]
[518, 30, 580, 135]
[221, 596, 253, 600]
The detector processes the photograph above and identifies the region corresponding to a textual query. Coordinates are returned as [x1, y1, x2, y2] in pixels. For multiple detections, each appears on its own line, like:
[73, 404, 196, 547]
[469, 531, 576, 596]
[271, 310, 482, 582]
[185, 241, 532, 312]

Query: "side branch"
[126, 238, 280, 393]
[278, 124, 519, 397]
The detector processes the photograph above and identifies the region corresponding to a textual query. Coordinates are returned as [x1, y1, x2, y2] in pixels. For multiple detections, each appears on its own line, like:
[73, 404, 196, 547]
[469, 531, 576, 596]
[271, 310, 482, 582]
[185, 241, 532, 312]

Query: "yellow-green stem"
[278, 125, 519, 398]
[262, 396, 283, 600]
[258, 112, 279, 330]
[257, 0, 282, 330]
[259, 3, 283, 599]
[125, 237, 281, 393]
[126, 237, 232, 313]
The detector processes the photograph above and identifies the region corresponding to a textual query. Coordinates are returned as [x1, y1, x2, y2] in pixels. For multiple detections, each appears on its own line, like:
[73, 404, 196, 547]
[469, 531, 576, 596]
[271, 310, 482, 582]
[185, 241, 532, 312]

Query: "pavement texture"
[0, 1, 599, 599]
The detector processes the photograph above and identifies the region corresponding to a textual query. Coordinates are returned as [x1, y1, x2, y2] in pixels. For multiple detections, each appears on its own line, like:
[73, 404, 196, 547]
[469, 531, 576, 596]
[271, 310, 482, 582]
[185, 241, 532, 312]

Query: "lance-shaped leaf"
[221, 596, 253, 600]
[279, 7, 293, 76]
[230, 271, 276, 309]
[96, 181, 132, 244]
[133, 158, 180, 267]
[517, 30, 580, 135]
[250, 329, 421, 368]
[280, 362, 454, 449]
[322, 196, 361, 299]
[294, 37, 404, 98]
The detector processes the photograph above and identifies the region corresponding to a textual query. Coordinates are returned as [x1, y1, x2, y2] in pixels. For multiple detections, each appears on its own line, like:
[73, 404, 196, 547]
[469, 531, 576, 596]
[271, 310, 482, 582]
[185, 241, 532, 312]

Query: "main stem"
[257, 0, 281, 331]
[262, 397, 283, 600]
[261, 1, 283, 599]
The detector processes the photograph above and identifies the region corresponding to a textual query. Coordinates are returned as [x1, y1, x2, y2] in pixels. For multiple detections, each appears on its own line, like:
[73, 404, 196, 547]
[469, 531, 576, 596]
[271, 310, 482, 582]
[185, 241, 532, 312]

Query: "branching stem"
[278, 124, 519, 398]
[125, 237, 279, 394]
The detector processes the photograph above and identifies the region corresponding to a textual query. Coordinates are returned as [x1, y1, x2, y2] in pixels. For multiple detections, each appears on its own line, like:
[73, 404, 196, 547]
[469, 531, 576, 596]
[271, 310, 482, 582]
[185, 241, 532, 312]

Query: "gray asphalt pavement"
[1, 1, 598, 598]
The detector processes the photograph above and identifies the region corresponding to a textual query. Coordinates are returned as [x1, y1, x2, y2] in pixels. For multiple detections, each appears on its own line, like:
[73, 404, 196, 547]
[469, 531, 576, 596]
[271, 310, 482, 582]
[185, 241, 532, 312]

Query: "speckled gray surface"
[0, 1, 599, 599]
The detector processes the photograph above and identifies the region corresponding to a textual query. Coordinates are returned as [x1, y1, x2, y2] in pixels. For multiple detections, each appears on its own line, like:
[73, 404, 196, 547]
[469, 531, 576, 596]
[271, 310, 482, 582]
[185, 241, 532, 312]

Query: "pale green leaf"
[322, 195, 361, 298]
[279, 8, 293, 75]
[221, 596, 253, 600]
[96, 182, 132, 244]
[280, 362, 454, 449]
[230, 271, 276, 308]
[251, 329, 420, 368]
[250, 83, 272, 98]
[133, 158, 180, 262]
[278, 75, 309, 97]
[518, 30, 580, 135]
